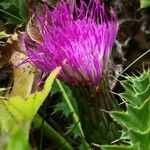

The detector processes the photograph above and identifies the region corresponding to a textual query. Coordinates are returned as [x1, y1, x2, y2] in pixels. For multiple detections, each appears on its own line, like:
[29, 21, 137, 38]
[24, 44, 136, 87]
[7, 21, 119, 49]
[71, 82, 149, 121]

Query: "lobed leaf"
[102, 71, 150, 150]
[111, 99, 150, 132]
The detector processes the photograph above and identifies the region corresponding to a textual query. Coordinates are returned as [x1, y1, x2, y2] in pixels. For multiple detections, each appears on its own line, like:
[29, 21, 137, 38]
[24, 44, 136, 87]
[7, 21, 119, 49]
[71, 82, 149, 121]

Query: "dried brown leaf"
[26, 16, 43, 43]
[9, 52, 36, 99]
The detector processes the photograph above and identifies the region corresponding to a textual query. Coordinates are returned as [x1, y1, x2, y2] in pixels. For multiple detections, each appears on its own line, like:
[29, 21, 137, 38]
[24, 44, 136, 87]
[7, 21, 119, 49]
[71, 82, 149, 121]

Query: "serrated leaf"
[111, 99, 150, 132]
[120, 71, 150, 107]
[54, 102, 71, 117]
[4, 67, 60, 122]
[120, 81, 136, 94]
[132, 73, 150, 92]
[129, 129, 150, 149]
[66, 124, 81, 138]
[102, 71, 150, 150]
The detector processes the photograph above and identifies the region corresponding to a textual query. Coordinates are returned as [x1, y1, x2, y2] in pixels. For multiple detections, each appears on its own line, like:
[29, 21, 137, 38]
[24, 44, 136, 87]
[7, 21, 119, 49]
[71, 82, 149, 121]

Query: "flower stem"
[32, 114, 73, 150]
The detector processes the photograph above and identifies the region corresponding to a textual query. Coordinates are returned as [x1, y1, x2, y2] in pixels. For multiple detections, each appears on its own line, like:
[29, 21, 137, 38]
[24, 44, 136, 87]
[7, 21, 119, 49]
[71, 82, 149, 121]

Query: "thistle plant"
[24, 0, 120, 145]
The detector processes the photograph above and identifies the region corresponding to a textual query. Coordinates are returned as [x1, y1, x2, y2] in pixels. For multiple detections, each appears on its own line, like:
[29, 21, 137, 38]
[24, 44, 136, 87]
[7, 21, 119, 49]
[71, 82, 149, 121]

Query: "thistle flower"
[25, 0, 118, 86]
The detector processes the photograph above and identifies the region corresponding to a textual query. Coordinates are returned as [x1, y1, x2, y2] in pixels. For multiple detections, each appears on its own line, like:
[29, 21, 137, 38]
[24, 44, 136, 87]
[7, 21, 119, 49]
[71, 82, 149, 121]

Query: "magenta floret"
[25, 0, 118, 86]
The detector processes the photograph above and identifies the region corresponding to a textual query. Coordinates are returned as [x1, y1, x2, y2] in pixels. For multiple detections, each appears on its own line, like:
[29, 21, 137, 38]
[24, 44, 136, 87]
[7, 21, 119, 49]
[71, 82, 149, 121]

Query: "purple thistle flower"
[25, 0, 118, 86]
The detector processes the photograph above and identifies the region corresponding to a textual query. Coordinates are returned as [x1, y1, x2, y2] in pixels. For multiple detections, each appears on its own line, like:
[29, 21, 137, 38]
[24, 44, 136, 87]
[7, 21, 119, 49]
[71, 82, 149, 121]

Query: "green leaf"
[129, 129, 150, 149]
[102, 71, 150, 150]
[52, 80, 90, 148]
[4, 67, 60, 122]
[0, 1, 13, 9]
[0, 31, 9, 39]
[0, 0, 28, 27]
[5, 127, 31, 150]
[120, 81, 135, 94]
[33, 114, 73, 150]
[53, 80, 78, 114]
[0, 100, 16, 134]
[132, 73, 150, 92]
[102, 145, 136, 150]
[0, 88, 16, 135]
[111, 99, 150, 132]
[120, 71, 150, 107]
[0, 67, 60, 149]
[140, 0, 150, 8]
[54, 102, 71, 117]
[15, 0, 27, 20]
[55, 80, 84, 137]
[66, 124, 81, 138]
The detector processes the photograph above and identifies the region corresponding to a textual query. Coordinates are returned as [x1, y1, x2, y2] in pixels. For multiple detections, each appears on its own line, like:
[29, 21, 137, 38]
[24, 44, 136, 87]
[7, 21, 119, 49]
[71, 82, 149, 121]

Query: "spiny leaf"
[120, 81, 136, 94]
[129, 129, 150, 149]
[132, 73, 150, 92]
[111, 99, 150, 132]
[120, 71, 150, 107]
[102, 71, 150, 150]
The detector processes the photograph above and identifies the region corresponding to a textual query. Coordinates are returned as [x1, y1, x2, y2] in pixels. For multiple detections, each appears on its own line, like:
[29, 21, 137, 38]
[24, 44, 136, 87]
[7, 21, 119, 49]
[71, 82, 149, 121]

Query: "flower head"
[25, 0, 118, 86]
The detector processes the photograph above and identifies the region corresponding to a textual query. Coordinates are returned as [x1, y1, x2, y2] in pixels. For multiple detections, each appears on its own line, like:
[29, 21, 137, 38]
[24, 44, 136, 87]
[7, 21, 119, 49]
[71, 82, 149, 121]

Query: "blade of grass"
[56, 80, 91, 149]
[122, 49, 150, 74]
[56, 79, 84, 137]
[0, 9, 24, 22]
[119, 49, 150, 77]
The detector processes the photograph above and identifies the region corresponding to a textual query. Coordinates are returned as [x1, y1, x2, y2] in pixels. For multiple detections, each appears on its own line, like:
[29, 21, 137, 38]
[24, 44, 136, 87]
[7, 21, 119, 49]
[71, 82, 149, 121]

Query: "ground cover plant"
[0, 0, 149, 150]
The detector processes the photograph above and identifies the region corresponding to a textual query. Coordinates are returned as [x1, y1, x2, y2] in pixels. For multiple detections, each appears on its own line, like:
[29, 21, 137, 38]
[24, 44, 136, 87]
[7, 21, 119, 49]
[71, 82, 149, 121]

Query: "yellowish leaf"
[4, 67, 61, 122]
